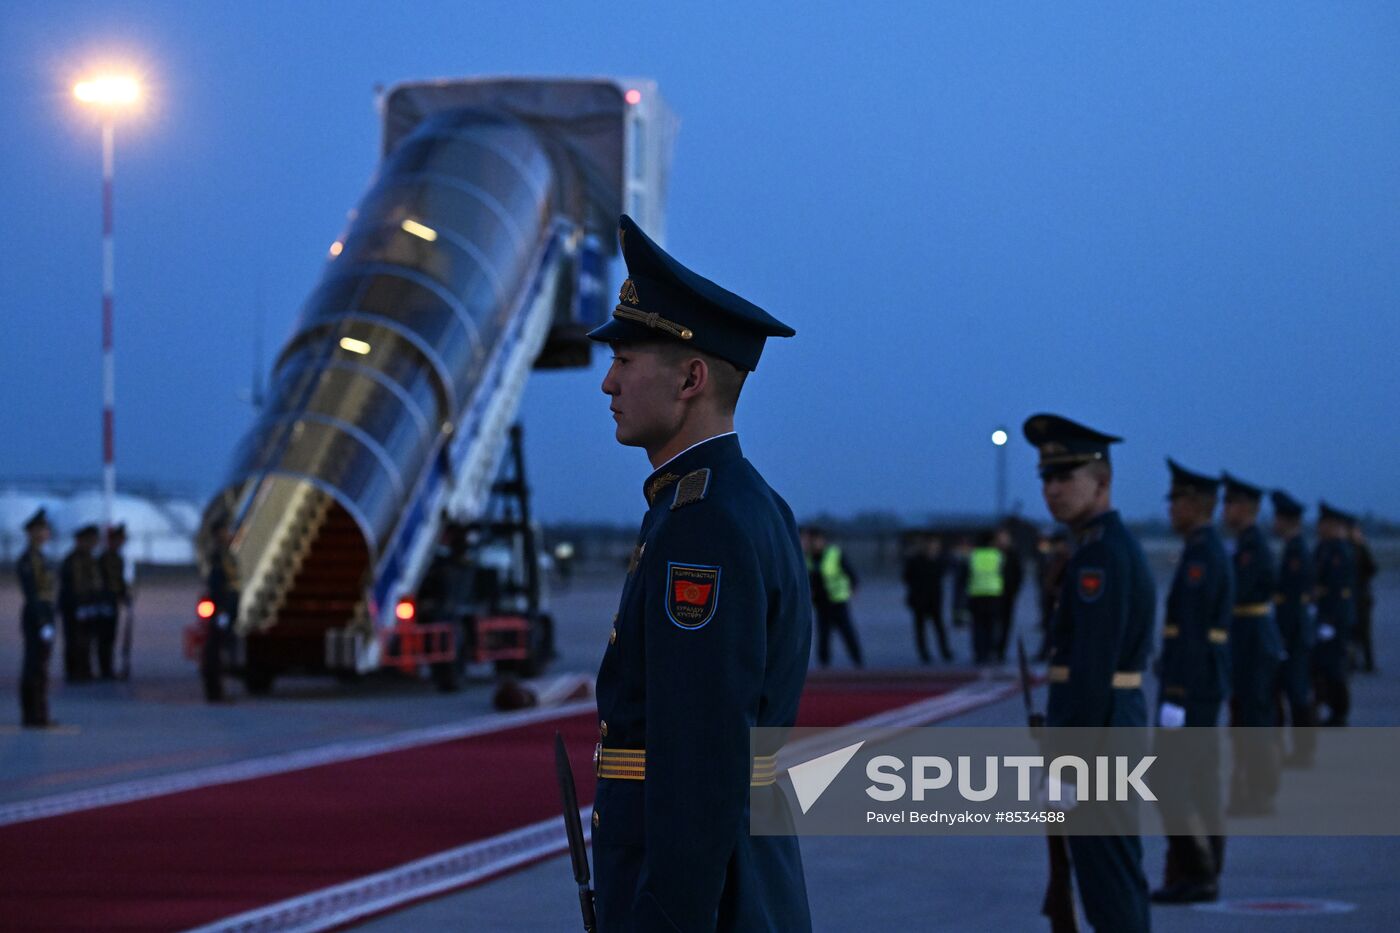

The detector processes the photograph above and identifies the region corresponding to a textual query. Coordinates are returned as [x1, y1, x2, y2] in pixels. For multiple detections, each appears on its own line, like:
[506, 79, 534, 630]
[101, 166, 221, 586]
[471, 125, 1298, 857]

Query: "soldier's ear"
[677, 356, 708, 400]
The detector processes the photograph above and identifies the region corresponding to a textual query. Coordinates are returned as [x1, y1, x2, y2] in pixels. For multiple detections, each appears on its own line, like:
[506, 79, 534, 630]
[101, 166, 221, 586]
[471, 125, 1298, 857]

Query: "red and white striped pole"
[101, 120, 117, 531]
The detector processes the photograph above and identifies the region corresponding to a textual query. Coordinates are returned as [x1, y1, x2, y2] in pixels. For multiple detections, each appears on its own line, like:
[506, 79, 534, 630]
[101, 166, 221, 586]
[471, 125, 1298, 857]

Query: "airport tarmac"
[1, 564, 1396, 931]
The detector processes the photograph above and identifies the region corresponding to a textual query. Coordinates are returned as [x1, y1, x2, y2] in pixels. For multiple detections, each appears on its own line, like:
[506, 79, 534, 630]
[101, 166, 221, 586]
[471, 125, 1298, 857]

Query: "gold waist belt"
[1273, 594, 1313, 605]
[595, 744, 779, 786]
[1047, 666, 1142, 688]
[1160, 625, 1228, 644]
[1233, 602, 1272, 617]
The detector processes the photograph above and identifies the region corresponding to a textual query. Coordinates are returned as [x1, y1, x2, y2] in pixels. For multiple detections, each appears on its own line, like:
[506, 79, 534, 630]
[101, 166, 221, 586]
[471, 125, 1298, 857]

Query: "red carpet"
[0, 681, 955, 932]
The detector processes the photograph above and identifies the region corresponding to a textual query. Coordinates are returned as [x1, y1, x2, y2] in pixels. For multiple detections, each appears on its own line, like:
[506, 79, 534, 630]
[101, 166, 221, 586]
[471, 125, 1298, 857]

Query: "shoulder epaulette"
[671, 468, 712, 510]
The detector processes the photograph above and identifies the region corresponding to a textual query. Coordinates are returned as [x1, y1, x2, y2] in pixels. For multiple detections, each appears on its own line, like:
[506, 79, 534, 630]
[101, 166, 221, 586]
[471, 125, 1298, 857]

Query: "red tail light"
[395, 598, 416, 622]
[196, 598, 216, 620]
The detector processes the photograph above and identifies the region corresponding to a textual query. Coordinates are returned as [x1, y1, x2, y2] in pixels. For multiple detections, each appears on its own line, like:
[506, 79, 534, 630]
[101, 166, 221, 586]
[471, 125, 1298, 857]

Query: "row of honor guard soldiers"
[14, 508, 133, 728]
[1021, 414, 1369, 931]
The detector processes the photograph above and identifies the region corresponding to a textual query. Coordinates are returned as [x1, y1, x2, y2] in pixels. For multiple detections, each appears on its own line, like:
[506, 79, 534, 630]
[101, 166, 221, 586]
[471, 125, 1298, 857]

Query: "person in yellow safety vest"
[802, 527, 864, 668]
[967, 532, 1005, 665]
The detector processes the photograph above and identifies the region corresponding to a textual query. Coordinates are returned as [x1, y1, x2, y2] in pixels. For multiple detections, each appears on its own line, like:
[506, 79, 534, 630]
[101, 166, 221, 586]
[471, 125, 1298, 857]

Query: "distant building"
[0, 479, 198, 565]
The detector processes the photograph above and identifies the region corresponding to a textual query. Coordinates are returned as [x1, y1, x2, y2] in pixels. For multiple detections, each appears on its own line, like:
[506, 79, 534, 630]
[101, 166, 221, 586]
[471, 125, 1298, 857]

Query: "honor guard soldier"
[59, 524, 104, 683]
[96, 523, 130, 680]
[1022, 414, 1154, 932]
[1153, 460, 1232, 904]
[1220, 472, 1283, 815]
[587, 215, 812, 932]
[17, 509, 58, 727]
[202, 520, 240, 703]
[1313, 502, 1357, 726]
[1270, 491, 1316, 766]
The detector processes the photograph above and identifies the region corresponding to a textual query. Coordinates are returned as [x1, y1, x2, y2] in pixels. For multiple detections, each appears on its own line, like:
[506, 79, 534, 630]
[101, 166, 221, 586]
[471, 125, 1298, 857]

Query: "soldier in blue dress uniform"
[1270, 490, 1316, 765]
[17, 508, 58, 728]
[587, 215, 812, 932]
[1022, 413, 1154, 932]
[1312, 502, 1357, 726]
[1152, 460, 1232, 904]
[1220, 472, 1283, 816]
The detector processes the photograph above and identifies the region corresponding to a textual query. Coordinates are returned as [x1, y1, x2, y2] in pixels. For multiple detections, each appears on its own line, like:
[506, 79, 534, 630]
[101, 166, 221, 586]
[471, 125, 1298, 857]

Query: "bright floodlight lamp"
[74, 75, 141, 107]
[991, 429, 1009, 447]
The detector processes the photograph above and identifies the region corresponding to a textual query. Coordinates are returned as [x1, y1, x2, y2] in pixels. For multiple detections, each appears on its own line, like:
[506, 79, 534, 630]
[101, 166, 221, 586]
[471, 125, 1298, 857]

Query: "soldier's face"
[1040, 466, 1101, 525]
[29, 526, 51, 547]
[602, 343, 686, 450]
[1168, 491, 1207, 535]
[1222, 498, 1257, 532]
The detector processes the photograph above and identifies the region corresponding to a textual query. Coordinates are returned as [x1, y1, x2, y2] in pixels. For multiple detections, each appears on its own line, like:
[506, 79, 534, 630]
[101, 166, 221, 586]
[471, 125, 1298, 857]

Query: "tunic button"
[592, 810, 600, 828]
[600, 720, 609, 737]
[609, 627, 617, 645]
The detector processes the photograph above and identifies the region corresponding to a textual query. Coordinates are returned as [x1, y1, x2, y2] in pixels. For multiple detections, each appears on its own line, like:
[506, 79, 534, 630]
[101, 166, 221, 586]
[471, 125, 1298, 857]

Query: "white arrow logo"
[788, 741, 865, 814]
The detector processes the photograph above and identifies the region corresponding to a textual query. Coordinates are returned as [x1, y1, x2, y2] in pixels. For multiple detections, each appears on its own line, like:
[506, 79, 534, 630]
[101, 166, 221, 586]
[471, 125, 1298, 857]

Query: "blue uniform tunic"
[1045, 510, 1155, 932]
[592, 434, 812, 932]
[1157, 524, 1233, 722]
[1229, 525, 1282, 726]
[1274, 534, 1315, 724]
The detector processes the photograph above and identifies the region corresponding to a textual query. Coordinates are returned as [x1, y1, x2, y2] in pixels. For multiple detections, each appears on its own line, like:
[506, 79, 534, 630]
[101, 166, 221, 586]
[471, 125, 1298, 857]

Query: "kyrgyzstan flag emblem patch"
[1078, 567, 1105, 602]
[666, 563, 721, 629]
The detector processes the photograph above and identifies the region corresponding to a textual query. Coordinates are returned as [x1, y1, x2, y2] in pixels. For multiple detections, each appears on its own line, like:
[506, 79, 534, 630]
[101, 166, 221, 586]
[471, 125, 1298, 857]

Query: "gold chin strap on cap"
[613, 306, 694, 341]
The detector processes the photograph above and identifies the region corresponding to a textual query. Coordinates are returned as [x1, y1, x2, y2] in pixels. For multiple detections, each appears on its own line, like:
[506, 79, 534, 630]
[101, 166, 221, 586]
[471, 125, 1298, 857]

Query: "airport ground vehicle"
[189, 78, 673, 694]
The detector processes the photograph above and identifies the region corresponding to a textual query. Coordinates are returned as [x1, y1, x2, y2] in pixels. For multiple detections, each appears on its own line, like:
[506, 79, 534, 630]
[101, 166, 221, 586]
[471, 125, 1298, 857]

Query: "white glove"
[1159, 702, 1187, 729]
[1318, 623, 1336, 642]
[40, 625, 55, 642]
[1038, 774, 1079, 812]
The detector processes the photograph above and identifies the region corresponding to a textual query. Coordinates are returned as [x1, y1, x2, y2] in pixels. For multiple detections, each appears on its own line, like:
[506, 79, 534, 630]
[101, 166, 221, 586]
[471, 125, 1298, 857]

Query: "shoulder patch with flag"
[665, 562, 720, 629]
[1078, 567, 1105, 602]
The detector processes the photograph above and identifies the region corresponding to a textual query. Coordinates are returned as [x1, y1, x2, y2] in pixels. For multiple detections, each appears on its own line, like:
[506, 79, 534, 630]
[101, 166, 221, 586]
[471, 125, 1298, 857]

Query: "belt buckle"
[593, 742, 602, 778]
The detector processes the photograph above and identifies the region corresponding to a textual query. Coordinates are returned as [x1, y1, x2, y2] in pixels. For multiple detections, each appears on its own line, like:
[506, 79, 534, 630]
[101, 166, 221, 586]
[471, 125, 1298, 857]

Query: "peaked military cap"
[23, 507, 50, 532]
[1166, 458, 1219, 498]
[1221, 471, 1264, 503]
[75, 523, 100, 538]
[1319, 500, 1358, 526]
[108, 522, 127, 538]
[1022, 413, 1122, 478]
[587, 215, 794, 372]
[1270, 490, 1305, 518]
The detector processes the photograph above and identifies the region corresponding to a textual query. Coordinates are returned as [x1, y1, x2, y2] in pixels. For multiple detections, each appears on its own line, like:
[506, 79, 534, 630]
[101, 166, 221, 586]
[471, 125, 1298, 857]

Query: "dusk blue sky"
[3, 2, 1397, 524]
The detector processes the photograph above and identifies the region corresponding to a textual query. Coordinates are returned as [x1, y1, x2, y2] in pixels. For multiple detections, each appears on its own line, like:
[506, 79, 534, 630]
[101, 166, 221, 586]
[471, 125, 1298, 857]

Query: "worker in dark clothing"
[805, 527, 864, 668]
[995, 526, 1024, 662]
[1270, 490, 1317, 767]
[59, 524, 103, 683]
[950, 537, 974, 630]
[202, 521, 240, 703]
[95, 523, 131, 680]
[17, 508, 58, 728]
[903, 534, 951, 663]
[1351, 524, 1378, 673]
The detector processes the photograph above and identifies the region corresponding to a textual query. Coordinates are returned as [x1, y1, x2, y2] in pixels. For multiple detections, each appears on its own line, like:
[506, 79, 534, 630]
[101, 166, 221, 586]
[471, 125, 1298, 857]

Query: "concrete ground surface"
[1, 563, 1396, 931]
